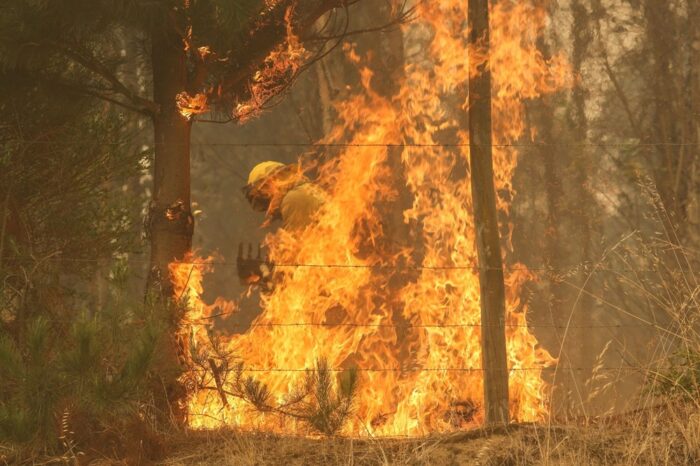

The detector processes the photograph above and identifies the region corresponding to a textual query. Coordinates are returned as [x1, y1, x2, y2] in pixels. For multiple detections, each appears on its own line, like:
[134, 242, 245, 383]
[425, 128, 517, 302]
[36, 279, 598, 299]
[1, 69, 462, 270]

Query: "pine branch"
[201, 0, 412, 121]
[47, 41, 158, 116]
[35, 73, 154, 116]
[199, 358, 358, 435]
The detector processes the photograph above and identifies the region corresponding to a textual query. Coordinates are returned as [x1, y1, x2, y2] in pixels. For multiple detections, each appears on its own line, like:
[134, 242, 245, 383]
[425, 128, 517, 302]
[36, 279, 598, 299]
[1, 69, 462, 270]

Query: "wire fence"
[179, 317, 684, 340]
[184, 321, 661, 329]
[224, 366, 668, 373]
[3, 255, 696, 273]
[30, 317, 684, 337]
[3, 256, 694, 339]
[2, 148, 696, 378]
[14, 140, 700, 148]
[2, 260, 692, 377]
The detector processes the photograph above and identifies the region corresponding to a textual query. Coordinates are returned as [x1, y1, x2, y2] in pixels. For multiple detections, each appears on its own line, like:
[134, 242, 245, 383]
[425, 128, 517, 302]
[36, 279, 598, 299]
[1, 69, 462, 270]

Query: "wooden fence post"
[467, 0, 510, 425]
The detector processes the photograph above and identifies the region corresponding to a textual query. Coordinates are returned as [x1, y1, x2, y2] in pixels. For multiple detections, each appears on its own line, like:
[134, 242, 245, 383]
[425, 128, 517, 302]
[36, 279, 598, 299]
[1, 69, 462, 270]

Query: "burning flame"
[171, 1, 571, 435]
[177, 6, 308, 121]
[233, 6, 309, 122]
[176, 92, 208, 119]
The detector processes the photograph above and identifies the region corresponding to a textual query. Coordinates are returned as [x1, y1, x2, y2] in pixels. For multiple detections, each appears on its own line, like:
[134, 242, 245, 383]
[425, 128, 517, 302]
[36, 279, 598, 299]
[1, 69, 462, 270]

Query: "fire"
[233, 6, 309, 122]
[176, 92, 208, 120]
[169, 253, 237, 398]
[172, 1, 571, 435]
[177, 5, 309, 121]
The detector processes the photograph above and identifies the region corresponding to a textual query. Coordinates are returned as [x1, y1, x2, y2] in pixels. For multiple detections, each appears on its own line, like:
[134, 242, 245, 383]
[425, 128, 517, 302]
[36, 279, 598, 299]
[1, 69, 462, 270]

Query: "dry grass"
[154, 401, 699, 466]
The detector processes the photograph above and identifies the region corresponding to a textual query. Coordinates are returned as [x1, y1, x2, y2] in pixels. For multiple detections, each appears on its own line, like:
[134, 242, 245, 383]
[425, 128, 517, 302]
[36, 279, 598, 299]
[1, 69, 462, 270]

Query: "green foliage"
[0, 0, 268, 118]
[0, 72, 144, 273]
[0, 0, 361, 122]
[0, 265, 168, 446]
[225, 357, 359, 436]
[652, 349, 700, 401]
[304, 359, 358, 436]
[0, 37, 157, 449]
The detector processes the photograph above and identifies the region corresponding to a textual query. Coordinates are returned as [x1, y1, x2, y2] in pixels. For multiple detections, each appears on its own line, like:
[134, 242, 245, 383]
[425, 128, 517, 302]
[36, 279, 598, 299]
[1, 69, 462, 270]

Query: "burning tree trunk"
[148, 17, 194, 296]
[467, 0, 509, 425]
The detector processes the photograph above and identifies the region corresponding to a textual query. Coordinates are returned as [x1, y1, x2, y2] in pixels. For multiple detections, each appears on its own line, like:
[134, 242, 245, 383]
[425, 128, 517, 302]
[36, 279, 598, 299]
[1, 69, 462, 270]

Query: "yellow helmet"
[247, 161, 285, 185]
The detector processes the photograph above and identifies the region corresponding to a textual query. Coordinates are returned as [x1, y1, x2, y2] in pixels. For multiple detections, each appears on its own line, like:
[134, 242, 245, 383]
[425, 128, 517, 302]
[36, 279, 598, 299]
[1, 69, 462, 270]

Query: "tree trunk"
[467, 0, 510, 426]
[685, 0, 700, 258]
[149, 14, 194, 296]
[643, 0, 685, 222]
[568, 0, 596, 407]
[148, 12, 193, 424]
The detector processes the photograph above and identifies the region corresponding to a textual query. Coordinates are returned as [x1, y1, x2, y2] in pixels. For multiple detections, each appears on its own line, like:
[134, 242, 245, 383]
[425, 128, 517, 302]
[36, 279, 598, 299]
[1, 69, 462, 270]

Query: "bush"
[652, 349, 700, 401]
[0, 260, 173, 460]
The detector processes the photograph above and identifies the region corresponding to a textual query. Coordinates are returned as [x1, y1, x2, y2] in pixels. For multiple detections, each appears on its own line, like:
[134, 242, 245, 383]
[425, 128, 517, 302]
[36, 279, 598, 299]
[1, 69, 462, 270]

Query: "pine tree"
[0, 276, 168, 456]
[0, 47, 168, 457]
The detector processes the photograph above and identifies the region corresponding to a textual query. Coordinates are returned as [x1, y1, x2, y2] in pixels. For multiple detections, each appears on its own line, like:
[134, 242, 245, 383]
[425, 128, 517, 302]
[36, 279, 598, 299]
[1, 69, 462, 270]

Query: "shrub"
[0, 261, 172, 460]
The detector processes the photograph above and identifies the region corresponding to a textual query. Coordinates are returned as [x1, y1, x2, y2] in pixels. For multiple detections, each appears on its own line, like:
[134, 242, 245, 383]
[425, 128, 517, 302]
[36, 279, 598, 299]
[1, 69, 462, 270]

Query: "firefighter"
[237, 161, 324, 288]
[242, 161, 324, 229]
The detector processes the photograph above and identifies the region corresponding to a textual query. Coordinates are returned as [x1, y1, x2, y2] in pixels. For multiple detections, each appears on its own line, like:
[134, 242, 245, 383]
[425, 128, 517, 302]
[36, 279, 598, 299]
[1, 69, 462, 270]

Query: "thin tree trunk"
[0, 189, 10, 270]
[569, 0, 591, 274]
[533, 36, 565, 352]
[467, 0, 509, 426]
[644, 0, 684, 221]
[686, 0, 700, 256]
[149, 14, 194, 296]
[568, 0, 596, 405]
[315, 61, 334, 137]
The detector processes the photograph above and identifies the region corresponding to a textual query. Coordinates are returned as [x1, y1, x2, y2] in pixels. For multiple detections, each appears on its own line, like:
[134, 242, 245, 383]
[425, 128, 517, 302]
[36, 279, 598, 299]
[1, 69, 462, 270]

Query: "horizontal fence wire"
[13, 140, 700, 148]
[206, 366, 668, 373]
[5, 258, 694, 338]
[38, 316, 680, 334]
[2, 256, 693, 273]
[184, 320, 664, 330]
[181, 318, 683, 339]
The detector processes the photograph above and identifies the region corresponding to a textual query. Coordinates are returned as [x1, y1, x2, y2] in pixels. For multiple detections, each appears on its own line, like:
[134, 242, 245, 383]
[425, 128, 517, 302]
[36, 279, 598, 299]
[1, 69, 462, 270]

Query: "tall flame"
[172, 1, 572, 435]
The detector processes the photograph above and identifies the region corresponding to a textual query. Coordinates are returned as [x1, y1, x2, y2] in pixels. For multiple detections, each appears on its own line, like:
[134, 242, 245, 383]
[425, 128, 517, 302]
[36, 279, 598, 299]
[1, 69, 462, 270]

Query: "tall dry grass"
[156, 401, 697, 465]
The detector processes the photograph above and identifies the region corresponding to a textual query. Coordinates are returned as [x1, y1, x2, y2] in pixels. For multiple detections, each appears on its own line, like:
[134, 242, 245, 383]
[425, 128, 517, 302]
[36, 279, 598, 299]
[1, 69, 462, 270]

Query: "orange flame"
[177, 6, 306, 121]
[234, 6, 309, 122]
[172, 1, 572, 435]
[176, 92, 208, 119]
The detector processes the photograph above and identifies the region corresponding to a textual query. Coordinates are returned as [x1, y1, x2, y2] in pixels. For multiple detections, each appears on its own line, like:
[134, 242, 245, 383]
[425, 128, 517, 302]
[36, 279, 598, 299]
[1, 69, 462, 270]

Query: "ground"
[3, 401, 696, 465]
[156, 402, 699, 466]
